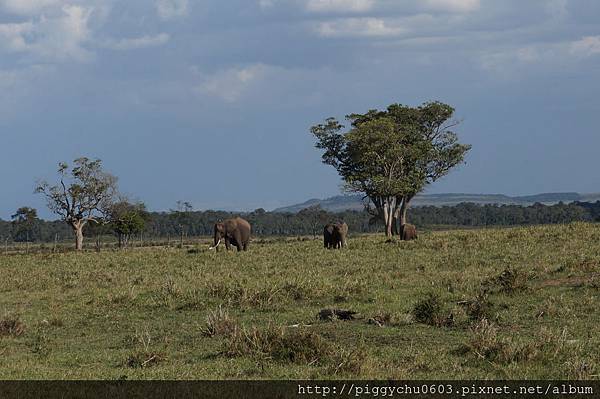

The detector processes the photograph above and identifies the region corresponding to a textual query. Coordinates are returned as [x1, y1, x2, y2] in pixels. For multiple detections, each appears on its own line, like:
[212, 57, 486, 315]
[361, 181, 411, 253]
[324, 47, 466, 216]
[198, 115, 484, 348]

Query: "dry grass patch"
[0, 314, 25, 337]
[223, 325, 330, 363]
[201, 306, 239, 337]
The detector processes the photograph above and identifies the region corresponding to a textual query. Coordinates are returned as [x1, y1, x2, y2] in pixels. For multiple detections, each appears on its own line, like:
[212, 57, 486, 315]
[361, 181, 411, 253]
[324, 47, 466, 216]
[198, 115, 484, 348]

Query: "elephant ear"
[224, 218, 238, 231]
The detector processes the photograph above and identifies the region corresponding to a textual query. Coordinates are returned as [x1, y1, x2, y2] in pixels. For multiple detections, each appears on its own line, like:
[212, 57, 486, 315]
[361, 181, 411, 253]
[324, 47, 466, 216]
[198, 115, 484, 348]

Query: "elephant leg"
[243, 241, 248, 251]
[225, 237, 231, 251]
[233, 231, 243, 252]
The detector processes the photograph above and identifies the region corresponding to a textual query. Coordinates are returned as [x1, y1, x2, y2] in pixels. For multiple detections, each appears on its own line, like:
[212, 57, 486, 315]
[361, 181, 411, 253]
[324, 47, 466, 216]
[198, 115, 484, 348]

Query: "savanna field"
[0, 223, 599, 380]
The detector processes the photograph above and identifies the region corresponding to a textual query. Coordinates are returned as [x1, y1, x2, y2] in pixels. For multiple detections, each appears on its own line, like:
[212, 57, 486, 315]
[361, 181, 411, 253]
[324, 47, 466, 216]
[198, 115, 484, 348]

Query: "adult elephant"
[210, 217, 251, 251]
[323, 224, 336, 248]
[400, 223, 417, 241]
[323, 222, 348, 249]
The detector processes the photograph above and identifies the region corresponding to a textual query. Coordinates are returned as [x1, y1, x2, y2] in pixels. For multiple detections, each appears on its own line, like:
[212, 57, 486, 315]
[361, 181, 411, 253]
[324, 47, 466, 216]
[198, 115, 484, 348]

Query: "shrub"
[201, 306, 238, 337]
[223, 325, 333, 365]
[327, 346, 369, 375]
[459, 292, 493, 322]
[411, 293, 454, 327]
[467, 319, 506, 360]
[0, 314, 25, 337]
[483, 267, 528, 294]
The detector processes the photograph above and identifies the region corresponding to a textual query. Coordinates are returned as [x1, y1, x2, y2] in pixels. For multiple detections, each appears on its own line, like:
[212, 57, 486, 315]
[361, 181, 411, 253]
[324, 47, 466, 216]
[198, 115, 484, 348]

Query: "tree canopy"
[35, 157, 118, 250]
[108, 200, 149, 248]
[311, 101, 471, 237]
[10, 207, 40, 242]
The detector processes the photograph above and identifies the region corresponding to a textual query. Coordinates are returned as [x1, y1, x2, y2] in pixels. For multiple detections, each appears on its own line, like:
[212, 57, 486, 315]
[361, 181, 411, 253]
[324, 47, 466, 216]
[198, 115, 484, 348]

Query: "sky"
[1, 0, 600, 219]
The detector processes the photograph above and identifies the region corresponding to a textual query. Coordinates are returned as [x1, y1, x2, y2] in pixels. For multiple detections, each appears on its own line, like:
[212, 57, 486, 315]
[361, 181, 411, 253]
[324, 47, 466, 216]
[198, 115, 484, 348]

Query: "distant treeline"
[1, 201, 599, 243]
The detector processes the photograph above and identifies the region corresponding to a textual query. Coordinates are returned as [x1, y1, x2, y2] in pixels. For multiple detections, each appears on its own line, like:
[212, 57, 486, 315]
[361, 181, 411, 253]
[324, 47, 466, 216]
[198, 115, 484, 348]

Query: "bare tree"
[35, 157, 118, 250]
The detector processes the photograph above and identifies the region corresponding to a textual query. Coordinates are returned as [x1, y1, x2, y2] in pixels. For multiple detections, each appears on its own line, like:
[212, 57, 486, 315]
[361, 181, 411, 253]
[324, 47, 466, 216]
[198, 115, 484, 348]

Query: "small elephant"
[323, 222, 348, 249]
[210, 217, 251, 251]
[335, 222, 348, 248]
[400, 223, 417, 241]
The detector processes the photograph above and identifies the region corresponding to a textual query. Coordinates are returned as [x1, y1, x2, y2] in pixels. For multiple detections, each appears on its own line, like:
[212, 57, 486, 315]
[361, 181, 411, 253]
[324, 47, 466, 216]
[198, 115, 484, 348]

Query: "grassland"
[0, 223, 599, 380]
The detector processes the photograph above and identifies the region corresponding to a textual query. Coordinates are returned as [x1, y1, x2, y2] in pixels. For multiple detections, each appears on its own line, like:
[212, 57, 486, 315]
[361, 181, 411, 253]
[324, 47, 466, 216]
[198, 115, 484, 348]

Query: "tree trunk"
[391, 197, 404, 236]
[400, 194, 414, 226]
[382, 196, 396, 238]
[72, 222, 84, 250]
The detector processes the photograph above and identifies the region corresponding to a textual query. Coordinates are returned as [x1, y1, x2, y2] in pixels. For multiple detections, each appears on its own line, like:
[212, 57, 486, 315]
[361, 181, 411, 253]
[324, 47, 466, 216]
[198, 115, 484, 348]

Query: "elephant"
[400, 223, 417, 241]
[210, 217, 251, 251]
[335, 222, 348, 248]
[323, 222, 348, 249]
[323, 224, 336, 248]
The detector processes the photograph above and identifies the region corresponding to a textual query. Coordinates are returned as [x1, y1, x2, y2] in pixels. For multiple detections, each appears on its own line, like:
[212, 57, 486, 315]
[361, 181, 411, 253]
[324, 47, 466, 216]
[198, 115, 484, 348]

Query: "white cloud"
[194, 64, 270, 102]
[156, 0, 189, 20]
[421, 0, 479, 13]
[317, 17, 405, 37]
[305, 0, 374, 13]
[570, 36, 600, 57]
[0, 0, 59, 16]
[0, 5, 94, 62]
[0, 21, 34, 52]
[101, 33, 170, 51]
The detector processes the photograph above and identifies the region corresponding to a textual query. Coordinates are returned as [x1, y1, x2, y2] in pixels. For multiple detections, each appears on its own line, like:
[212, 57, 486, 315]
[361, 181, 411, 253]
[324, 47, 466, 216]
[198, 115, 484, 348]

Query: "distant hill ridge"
[274, 192, 600, 213]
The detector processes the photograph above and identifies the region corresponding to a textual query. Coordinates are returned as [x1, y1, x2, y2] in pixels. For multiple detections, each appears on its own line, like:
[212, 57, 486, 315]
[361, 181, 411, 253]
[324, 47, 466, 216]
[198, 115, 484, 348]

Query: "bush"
[459, 292, 493, 322]
[0, 314, 25, 337]
[223, 325, 331, 364]
[483, 267, 528, 294]
[411, 293, 454, 327]
[201, 306, 238, 337]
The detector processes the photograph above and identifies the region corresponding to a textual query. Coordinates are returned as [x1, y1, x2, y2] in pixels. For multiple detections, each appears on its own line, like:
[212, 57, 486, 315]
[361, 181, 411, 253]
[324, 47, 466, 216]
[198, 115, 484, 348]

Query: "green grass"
[0, 223, 599, 380]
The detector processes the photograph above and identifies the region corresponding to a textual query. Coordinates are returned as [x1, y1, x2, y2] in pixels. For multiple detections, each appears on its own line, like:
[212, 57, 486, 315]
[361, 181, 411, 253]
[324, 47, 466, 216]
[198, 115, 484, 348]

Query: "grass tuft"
[411, 293, 454, 327]
[0, 314, 25, 337]
[201, 306, 239, 337]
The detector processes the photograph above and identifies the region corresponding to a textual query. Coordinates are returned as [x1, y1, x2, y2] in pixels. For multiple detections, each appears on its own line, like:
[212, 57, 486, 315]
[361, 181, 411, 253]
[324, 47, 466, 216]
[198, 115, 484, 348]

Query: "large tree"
[35, 157, 118, 250]
[11, 207, 40, 242]
[311, 101, 471, 238]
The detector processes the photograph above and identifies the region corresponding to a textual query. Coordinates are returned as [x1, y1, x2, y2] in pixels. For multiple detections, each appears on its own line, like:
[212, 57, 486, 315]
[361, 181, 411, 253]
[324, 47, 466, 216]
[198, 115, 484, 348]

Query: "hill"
[274, 192, 600, 213]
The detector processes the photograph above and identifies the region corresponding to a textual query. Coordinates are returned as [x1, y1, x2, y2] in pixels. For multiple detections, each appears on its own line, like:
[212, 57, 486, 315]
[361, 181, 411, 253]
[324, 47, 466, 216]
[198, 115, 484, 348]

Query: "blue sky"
[1, 0, 599, 218]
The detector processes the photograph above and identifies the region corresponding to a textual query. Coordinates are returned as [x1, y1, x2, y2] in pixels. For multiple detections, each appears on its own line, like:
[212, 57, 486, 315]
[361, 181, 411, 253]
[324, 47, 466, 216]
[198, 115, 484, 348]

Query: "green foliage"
[1, 201, 599, 245]
[108, 200, 149, 247]
[10, 207, 40, 242]
[35, 157, 119, 249]
[35, 157, 118, 223]
[310, 101, 471, 235]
